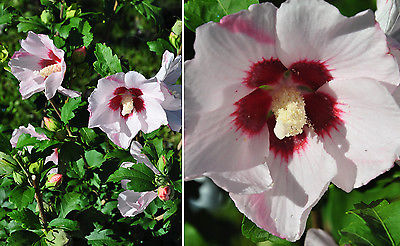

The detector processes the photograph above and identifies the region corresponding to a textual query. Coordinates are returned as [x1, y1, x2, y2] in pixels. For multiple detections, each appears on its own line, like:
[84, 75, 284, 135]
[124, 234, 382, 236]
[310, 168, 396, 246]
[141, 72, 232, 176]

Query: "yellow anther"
[39, 64, 61, 78]
[121, 94, 134, 116]
[271, 86, 306, 139]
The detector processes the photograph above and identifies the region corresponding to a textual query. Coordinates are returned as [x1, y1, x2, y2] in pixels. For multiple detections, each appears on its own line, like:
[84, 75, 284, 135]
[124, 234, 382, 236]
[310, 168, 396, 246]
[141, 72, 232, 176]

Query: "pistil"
[271, 86, 307, 140]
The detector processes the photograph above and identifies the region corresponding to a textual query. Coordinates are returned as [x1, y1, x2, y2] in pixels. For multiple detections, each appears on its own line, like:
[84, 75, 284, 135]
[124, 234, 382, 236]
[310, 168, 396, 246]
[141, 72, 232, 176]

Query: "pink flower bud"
[46, 173, 63, 188]
[43, 117, 60, 132]
[157, 186, 171, 201]
[72, 46, 86, 63]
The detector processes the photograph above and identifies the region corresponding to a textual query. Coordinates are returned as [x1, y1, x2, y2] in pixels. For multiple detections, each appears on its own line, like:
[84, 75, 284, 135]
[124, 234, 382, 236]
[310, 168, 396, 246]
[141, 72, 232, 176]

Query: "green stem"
[48, 99, 74, 137]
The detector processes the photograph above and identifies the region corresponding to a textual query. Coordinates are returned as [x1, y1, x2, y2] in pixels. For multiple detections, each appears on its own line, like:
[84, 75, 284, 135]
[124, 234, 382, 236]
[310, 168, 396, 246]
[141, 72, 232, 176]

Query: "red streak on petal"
[114, 87, 128, 95]
[231, 88, 271, 136]
[244, 58, 286, 88]
[304, 92, 344, 138]
[48, 50, 61, 62]
[133, 97, 145, 113]
[219, 15, 275, 44]
[129, 88, 143, 97]
[39, 59, 57, 69]
[109, 95, 122, 111]
[268, 117, 308, 163]
[290, 60, 333, 91]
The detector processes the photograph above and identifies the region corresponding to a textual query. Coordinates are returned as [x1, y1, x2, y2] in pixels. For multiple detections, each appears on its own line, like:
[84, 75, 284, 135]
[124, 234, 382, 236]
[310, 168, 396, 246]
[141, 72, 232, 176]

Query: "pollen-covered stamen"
[271, 86, 307, 140]
[121, 94, 134, 116]
[39, 63, 61, 78]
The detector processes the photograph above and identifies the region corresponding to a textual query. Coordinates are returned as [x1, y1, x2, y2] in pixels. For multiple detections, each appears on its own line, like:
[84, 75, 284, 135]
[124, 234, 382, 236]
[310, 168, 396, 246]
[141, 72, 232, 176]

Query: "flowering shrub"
[185, 0, 400, 245]
[0, 0, 181, 245]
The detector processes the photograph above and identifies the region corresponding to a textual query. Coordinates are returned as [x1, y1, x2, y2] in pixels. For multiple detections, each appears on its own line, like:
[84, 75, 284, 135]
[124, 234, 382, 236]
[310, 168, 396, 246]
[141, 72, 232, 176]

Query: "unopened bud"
[169, 32, 181, 50]
[43, 117, 61, 132]
[72, 46, 86, 63]
[157, 186, 171, 201]
[46, 173, 63, 188]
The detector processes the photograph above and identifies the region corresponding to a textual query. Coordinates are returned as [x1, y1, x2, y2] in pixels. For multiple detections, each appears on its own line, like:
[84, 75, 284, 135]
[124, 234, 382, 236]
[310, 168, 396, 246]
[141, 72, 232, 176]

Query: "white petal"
[318, 78, 400, 191]
[20, 31, 52, 59]
[138, 97, 168, 133]
[140, 81, 164, 102]
[185, 104, 270, 179]
[230, 130, 336, 242]
[207, 163, 272, 194]
[276, 0, 400, 90]
[304, 228, 337, 246]
[57, 86, 81, 98]
[125, 71, 147, 88]
[165, 110, 181, 132]
[376, 0, 400, 37]
[186, 2, 278, 113]
[44, 62, 66, 100]
[117, 190, 157, 217]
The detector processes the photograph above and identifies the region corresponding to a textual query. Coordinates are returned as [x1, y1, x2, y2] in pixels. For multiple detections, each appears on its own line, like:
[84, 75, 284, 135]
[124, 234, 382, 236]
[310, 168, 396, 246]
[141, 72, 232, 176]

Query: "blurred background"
[183, 1, 400, 246]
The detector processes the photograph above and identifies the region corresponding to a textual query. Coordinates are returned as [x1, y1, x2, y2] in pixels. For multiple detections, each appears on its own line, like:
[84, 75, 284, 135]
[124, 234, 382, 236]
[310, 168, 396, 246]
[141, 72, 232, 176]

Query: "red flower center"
[232, 58, 343, 161]
[109, 87, 145, 119]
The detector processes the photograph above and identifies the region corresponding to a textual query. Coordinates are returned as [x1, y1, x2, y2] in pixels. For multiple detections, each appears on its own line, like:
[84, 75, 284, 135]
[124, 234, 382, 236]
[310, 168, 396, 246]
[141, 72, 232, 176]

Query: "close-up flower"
[8, 31, 80, 100]
[88, 71, 168, 149]
[155, 50, 182, 132]
[185, 0, 400, 241]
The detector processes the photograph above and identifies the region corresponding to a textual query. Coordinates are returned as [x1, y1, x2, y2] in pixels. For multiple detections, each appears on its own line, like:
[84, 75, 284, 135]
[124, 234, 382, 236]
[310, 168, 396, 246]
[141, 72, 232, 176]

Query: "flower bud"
[0, 44, 8, 64]
[46, 173, 63, 188]
[157, 186, 171, 201]
[41, 10, 54, 24]
[72, 46, 86, 63]
[43, 117, 61, 132]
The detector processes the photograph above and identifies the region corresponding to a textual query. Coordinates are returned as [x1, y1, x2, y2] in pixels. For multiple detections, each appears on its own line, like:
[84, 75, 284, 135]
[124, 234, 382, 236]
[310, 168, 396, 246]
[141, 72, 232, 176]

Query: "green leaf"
[147, 38, 174, 55]
[108, 163, 155, 192]
[8, 209, 40, 230]
[340, 200, 400, 246]
[86, 227, 119, 246]
[93, 43, 122, 77]
[184, 0, 259, 32]
[9, 186, 35, 210]
[15, 133, 41, 149]
[17, 16, 46, 33]
[84, 150, 104, 168]
[0, 132, 11, 154]
[7, 230, 40, 246]
[339, 218, 376, 246]
[48, 218, 79, 231]
[59, 192, 82, 218]
[82, 21, 93, 47]
[241, 216, 291, 244]
[79, 128, 97, 145]
[45, 230, 70, 246]
[163, 200, 178, 221]
[59, 142, 84, 164]
[60, 97, 82, 124]
[322, 178, 400, 241]
[0, 4, 14, 25]
[172, 179, 182, 193]
[152, 138, 163, 156]
[132, 0, 163, 25]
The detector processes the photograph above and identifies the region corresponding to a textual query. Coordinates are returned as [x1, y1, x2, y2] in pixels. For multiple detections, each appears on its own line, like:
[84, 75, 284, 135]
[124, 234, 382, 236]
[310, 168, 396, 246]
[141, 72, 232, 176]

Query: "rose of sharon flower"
[185, 0, 400, 241]
[118, 141, 160, 217]
[9, 31, 80, 100]
[88, 72, 167, 149]
[155, 51, 182, 131]
[10, 124, 58, 165]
